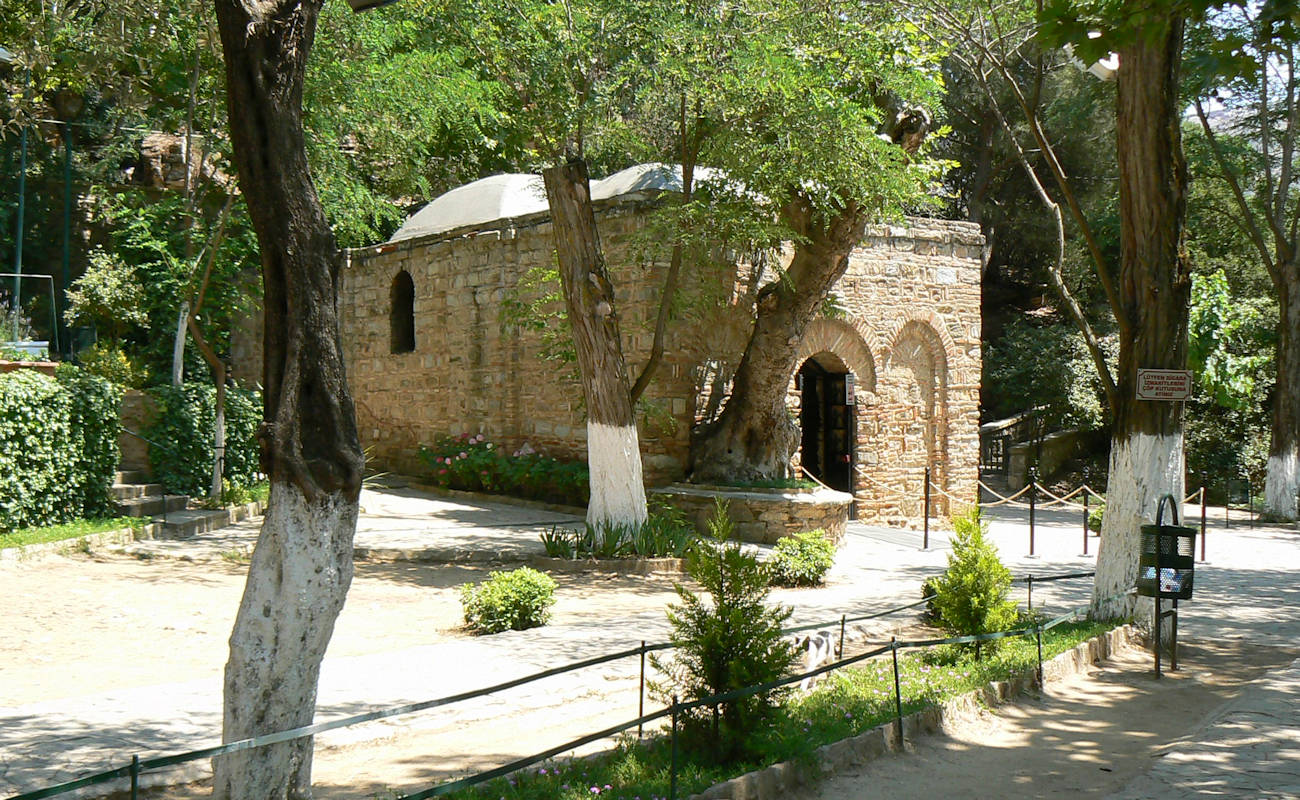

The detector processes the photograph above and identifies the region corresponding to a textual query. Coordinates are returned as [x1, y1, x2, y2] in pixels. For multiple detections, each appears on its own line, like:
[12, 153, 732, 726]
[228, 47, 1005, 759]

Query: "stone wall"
[649, 484, 852, 546]
[322, 200, 981, 526]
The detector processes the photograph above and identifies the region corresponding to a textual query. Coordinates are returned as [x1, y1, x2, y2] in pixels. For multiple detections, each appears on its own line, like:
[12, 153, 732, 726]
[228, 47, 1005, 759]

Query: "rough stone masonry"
[232, 171, 982, 525]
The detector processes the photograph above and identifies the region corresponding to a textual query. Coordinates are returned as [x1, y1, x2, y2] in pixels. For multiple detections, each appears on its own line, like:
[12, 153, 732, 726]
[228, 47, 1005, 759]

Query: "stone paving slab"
[1108, 657, 1300, 799]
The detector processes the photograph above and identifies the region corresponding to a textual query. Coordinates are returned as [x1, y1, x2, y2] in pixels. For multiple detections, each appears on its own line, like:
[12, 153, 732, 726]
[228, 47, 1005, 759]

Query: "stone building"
[324, 164, 982, 524]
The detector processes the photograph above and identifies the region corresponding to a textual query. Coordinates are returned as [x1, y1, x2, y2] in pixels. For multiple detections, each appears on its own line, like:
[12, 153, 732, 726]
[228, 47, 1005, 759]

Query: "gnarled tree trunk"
[1265, 271, 1300, 520]
[690, 197, 867, 483]
[1093, 15, 1191, 622]
[542, 159, 647, 530]
[211, 1, 364, 797]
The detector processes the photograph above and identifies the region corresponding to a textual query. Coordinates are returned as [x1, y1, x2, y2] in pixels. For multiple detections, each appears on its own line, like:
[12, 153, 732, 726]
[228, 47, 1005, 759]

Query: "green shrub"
[931, 508, 1018, 658]
[0, 365, 120, 532]
[920, 575, 942, 622]
[651, 500, 797, 763]
[420, 434, 590, 506]
[146, 382, 262, 496]
[767, 530, 836, 587]
[77, 342, 150, 388]
[1088, 504, 1105, 533]
[459, 567, 557, 634]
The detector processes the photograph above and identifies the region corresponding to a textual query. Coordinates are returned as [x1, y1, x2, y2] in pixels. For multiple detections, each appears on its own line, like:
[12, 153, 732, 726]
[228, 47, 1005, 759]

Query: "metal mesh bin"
[1137, 495, 1196, 600]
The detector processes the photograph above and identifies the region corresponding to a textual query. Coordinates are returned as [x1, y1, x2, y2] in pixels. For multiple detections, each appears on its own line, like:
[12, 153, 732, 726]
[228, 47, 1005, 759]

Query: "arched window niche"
[390, 270, 416, 354]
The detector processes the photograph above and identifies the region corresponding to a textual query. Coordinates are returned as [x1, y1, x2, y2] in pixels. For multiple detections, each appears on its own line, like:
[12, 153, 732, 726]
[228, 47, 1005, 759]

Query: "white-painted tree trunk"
[214, 483, 357, 800]
[1093, 432, 1184, 624]
[210, 400, 225, 499]
[172, 302, 189, 387]
[586, 421, 648, 530]
[1265, 449, 1299, 521]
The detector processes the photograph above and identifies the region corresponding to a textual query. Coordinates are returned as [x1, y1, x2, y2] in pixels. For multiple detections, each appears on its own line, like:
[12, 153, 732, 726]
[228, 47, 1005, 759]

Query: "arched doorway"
[798, 352, 855, 493]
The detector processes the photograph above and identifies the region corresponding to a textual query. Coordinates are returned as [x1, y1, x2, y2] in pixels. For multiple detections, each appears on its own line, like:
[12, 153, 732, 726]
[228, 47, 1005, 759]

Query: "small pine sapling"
[932, 508, 1018, 659]
[651, 499, 796, 763]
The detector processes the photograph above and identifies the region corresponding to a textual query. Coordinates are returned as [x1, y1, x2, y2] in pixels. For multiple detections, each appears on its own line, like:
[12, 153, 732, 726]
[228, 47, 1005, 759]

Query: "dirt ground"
[801, 638, 1297, 800]
[0, 551, 684, 708]
[6, 550, 1294, 799]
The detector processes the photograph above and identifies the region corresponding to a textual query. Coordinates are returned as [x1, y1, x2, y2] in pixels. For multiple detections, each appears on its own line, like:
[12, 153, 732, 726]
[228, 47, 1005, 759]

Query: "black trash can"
[1137, 494, 1196, 600]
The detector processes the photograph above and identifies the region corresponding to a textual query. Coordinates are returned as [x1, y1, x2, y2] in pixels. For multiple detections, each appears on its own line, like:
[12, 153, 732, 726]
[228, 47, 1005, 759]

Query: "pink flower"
[459, 452, 467, 458]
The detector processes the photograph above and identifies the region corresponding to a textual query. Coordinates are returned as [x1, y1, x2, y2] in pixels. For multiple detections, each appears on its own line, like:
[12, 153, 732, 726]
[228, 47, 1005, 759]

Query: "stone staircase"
[112, 470, 263, 540]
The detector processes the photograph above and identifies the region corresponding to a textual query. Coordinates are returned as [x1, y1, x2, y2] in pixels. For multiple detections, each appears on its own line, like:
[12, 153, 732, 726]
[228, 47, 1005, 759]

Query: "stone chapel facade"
[304, 167, 981, 525]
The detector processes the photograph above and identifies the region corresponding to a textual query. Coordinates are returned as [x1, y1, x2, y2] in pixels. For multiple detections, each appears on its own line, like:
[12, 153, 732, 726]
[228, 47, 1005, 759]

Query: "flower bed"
[419, 434, 590, 507]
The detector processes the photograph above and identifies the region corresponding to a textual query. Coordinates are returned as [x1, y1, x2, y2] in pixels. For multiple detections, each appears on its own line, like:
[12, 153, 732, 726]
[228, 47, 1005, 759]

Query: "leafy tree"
[208, 0, 366, 796]
[1186, 4, 1300, 519]
[64, 249, 149, 345]
[983, 317, 1109, 436]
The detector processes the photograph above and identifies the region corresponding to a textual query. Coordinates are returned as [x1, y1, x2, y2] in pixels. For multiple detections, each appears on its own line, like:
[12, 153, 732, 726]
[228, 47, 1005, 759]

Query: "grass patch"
[419, 620, 1116, 800]
[0, 516, 147, 549]
[718, 477, 819, 491]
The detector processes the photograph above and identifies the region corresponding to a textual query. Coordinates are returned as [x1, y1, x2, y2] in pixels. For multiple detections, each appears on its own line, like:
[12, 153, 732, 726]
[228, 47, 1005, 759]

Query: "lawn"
[0, 516, 147, 550]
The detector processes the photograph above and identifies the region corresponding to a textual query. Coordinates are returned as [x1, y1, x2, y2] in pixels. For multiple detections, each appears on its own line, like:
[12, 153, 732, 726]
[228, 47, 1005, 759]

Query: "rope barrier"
[976, 481, 1035, 507]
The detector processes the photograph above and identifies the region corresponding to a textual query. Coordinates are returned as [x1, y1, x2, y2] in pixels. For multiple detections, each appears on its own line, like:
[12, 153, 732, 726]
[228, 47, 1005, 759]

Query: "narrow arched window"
[390, 270, 415, 354]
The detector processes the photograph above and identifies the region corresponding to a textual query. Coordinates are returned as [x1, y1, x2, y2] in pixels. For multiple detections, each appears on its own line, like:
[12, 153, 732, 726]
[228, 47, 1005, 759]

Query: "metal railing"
[7, 571, 1102, 800]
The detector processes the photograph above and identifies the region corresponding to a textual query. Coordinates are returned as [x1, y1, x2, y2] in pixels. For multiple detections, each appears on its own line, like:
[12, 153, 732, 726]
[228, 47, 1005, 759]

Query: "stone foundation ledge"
[650, 484, 852, 546]
[403, 478, 587, 517]
[0, 522, 161, 563]
[688, 624, 1139, 800]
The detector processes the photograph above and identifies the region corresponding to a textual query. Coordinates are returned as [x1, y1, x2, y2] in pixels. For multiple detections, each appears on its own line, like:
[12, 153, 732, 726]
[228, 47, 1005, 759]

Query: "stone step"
[114, 470, 151, 485]
[115, 494, 190, 518]
[111, 483, 165, 501]
[157, 502, 264, 540]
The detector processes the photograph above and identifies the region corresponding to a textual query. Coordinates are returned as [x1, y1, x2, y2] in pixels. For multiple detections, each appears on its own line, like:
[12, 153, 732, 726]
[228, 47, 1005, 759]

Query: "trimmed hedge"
[145, 382, 262, 496]
[0, 365, 121, 532]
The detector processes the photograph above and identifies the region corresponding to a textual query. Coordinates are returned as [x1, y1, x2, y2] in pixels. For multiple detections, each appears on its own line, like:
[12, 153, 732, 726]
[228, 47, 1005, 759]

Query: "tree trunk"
[211, 1, 364, 798]
[1093, 15, 1191, 622]
[172, 302, 188, 387]
[212, 373, 227, 499]
[542, 159, 647, 530]
[690, 197, 867, 483]
[1265, 269, 1300, 520]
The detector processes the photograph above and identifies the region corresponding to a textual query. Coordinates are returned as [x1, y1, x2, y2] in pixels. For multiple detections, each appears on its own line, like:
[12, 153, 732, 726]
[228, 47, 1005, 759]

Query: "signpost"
[1136, 369, 1193, 401]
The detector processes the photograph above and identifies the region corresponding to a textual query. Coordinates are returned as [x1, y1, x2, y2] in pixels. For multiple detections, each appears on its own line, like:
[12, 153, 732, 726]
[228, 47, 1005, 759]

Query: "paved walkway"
[0, 485, 1295, 798]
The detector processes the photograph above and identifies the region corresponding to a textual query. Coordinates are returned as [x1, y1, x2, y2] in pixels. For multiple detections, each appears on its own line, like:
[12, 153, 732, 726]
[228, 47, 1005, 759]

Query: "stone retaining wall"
[649, 484, 852, 545]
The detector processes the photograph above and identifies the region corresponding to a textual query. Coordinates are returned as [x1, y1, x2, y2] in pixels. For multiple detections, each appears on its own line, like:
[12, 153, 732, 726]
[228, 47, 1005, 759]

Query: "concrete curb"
[0, 523, 160, 563]
[403, 479, 588, 517]
[687, 624, 1139, 800]
[351, 547, 687, 575]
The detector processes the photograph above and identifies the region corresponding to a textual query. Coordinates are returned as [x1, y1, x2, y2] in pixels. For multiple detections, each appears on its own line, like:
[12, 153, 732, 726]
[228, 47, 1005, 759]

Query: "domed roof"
[387, 163, 721, 244]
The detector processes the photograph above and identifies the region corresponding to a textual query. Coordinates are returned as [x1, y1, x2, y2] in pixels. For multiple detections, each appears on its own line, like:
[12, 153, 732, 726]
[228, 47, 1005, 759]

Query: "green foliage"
[983, 317, 1108, 430]
[77, 342, 150, 388]
[0, 294, 35, 344]
[64, 248, 149, 344]
[651, 500, 796, 763]
[931, 508, 1018, 657]
[0, 515, 145, 550]
[539, 501, 697, 559]
[145, 382, 262, 496]
[459, 567, 557, 634]
[0, 365, 120, 532]
[1088, 504, 1105, 534]
[767, 530, 836, 587]
[1188, 270, 1273, 411]
[419, 434, 589, 506]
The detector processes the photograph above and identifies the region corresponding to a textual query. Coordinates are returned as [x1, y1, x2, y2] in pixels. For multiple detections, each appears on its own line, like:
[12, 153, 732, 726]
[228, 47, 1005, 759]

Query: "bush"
[651, 500, 796, 763]
[0, 365, 120, 532]
[460, 567, 557, 634]
[920, 576, 942, 622]
[1088, 504, 1105, 533]
[767, 530, 836, 587]
[931, 508, 1018, 658]
[420, 434, 589, 506]
[77, 342, 150, 388]
[146, 382, 262, 496]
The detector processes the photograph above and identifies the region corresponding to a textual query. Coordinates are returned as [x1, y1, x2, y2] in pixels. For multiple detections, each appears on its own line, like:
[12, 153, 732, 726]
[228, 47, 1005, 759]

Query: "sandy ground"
[0, 552, 684, 708]
[801, 638, 1297, 800]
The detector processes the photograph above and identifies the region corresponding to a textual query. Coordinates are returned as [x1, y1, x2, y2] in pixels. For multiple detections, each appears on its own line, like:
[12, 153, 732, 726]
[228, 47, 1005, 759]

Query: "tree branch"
[1194, 98, 1280, 282]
